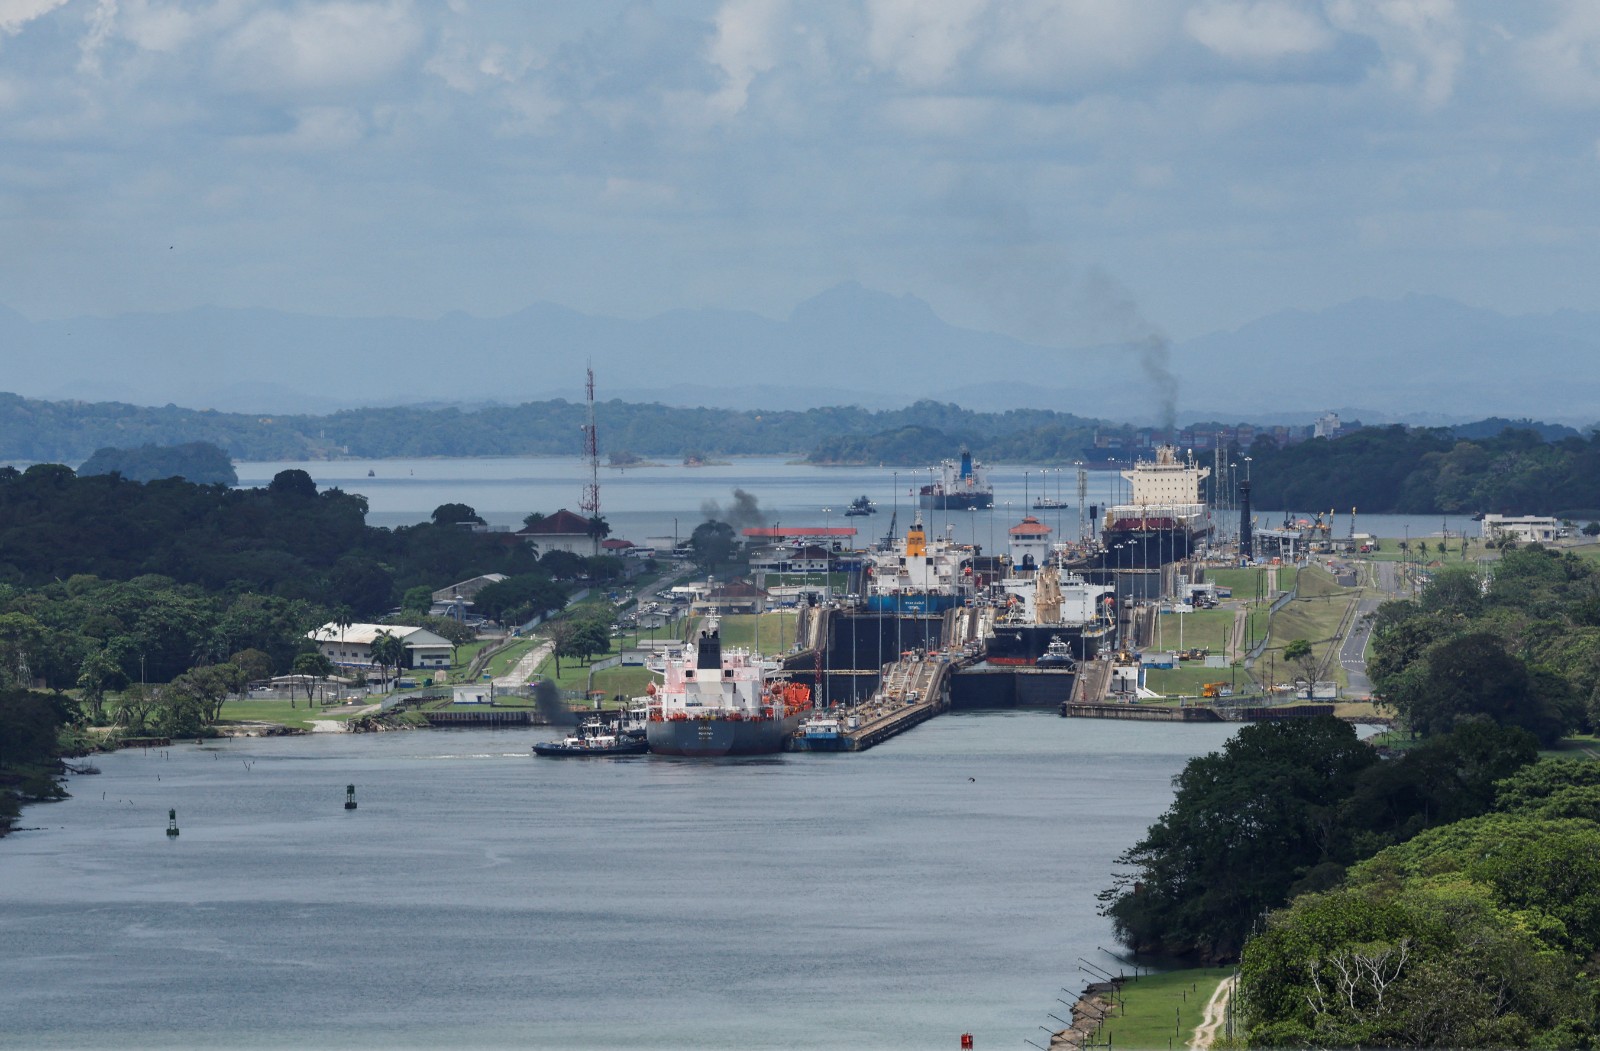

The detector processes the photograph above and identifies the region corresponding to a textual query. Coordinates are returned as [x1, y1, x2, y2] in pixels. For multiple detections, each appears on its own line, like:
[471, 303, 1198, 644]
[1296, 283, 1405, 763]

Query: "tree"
[76, 650, 128, 724]
[267, 468, 317, 499]
[1100, 717, 1379, 959]
[431, 502, 484, 527]
[111, 683, 160, 732]
[547, 621, 581, 675]
[228, 648, 274, 686]
[292, 652, 335, 707]
[1282, 638, 1316, 683]
[1585, 521, 1600, 537]
[401, 585, 434, 615]
[369, 632, 404, 689]
[690, 520, 736, 571]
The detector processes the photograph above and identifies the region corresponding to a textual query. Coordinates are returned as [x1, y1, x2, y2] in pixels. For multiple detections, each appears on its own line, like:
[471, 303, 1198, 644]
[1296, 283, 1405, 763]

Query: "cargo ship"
[1099, 444, 1212, 564]
[644, 627, 812, 756]
[984, 561, 1115, 665]
[918, 448, 993, 510]
[864, 512, 974, 614]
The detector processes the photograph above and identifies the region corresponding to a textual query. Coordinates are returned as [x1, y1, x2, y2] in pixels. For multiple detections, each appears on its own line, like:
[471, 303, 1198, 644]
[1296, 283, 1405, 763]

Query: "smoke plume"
[1085, 269, 1179, 433]
[701, 488, 766, 530]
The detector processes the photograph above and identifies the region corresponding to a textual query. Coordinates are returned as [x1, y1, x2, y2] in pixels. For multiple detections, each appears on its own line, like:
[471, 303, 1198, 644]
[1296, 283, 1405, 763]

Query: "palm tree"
[370, 632, 404, 690]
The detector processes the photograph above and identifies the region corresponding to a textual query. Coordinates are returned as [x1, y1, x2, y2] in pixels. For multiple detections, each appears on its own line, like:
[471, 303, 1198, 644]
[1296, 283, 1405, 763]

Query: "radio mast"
[580, 367, 600, 553]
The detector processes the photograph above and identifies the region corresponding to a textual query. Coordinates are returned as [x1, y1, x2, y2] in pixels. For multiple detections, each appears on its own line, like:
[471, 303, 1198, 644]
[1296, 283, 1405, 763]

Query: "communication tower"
[580, 367, 600, 548]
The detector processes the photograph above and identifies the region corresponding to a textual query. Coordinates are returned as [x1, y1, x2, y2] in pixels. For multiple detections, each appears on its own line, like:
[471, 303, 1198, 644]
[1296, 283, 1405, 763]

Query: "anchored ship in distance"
[919, 448, 993, 510]
[644, 626, 812, 757]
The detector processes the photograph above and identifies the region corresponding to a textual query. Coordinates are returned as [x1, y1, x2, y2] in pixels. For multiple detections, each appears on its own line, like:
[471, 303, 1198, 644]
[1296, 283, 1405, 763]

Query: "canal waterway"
[234, 455, 1476, 550]
[1, 713, 1240, 1050]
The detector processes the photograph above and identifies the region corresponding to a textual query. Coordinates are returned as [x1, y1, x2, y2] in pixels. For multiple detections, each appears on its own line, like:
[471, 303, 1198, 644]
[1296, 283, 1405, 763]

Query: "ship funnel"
[696, 629, 723, 670]
[959, 449, 973, 480]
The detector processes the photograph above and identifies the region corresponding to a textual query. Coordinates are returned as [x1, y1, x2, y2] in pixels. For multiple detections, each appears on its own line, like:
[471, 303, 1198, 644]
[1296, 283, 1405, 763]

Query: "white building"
[309, 623, 454, 671]
[1480, 514, 1560, 544]
[1007, 516, 1052, 571]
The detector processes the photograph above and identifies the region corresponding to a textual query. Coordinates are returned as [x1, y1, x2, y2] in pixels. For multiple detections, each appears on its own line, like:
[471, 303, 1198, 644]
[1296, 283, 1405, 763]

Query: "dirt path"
[1191, 974, 1235, 1049]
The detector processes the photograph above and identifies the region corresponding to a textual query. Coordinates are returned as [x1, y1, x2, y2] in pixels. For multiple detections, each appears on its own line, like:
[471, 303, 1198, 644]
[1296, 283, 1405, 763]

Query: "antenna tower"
[580, 367, 600, 523]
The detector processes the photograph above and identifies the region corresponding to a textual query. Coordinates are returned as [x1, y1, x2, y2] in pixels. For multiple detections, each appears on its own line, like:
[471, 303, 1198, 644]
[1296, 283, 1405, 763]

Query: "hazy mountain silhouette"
[3, 288, 1596, 422]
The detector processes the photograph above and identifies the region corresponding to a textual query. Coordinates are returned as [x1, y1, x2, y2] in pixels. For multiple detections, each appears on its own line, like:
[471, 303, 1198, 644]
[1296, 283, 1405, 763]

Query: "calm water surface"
[2, 713, 1240, 1050]
[234, 454, 1471, 548]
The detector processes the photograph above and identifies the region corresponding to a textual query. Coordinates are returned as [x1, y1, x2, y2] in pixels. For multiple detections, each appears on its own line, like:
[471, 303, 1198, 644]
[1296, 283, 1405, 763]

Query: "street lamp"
[822, 506, 832, 604]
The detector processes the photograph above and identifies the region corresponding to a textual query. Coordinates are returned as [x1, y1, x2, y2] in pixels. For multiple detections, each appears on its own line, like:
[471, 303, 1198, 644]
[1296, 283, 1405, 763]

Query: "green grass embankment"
[1094, 967, 1233, 1051]
[214, 698, 369, 731]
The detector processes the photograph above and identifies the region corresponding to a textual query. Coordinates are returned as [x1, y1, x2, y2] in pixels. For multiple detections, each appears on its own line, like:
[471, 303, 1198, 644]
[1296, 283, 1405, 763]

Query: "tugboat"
[843, 495, 876, 517]
[1035, 635, 1075, 669]
[532, 716, 649, 757]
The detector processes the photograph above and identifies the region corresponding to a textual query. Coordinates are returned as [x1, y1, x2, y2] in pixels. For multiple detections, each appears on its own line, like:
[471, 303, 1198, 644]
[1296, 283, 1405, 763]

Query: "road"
[1191, 975, 1235, 1049]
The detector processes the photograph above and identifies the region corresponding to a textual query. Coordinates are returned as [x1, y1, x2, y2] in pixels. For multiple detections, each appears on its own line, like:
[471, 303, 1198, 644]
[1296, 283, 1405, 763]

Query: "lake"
[0, 714, 1242, 1050]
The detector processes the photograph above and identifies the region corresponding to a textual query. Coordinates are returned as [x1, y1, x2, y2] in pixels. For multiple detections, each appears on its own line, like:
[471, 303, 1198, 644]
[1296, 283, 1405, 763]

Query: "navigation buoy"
[166, 808, 180, 838]
[344, 784, 358, 811]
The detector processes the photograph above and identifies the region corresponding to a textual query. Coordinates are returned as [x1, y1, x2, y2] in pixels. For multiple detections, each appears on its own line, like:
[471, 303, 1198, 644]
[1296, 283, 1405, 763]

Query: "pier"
[792, 651, 968, 752]
[422, 709, 538, 727]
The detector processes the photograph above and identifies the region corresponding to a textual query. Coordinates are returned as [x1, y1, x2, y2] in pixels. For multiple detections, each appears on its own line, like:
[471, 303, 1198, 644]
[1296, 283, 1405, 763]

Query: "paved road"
[493, 639, 553, 689]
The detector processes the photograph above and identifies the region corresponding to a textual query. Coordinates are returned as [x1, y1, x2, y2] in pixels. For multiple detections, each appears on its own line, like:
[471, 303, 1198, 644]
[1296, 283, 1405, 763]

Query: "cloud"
[865, 0, 1177, 93]
[1326, 0, 1463, 108]
[1185, 1, 1334, 61]
[1515, 1, 1600, 107]
[214, 1, 425, 96]
[706, 0, 787, 115]
[0, 0, 69, 36]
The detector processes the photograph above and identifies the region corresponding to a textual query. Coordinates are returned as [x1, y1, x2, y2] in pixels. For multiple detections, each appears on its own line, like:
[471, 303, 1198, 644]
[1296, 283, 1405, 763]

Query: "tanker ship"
[918, 448, 993, 510]
[644, 626, 812, 757]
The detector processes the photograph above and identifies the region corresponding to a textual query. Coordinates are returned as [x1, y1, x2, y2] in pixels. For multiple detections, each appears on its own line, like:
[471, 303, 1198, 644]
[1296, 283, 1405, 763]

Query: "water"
[0, 714, 1241, 1050]
[232, 455, 1464, 548]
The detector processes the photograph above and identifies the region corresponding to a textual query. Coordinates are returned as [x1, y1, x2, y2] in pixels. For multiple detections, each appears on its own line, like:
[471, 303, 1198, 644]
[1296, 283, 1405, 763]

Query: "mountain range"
[2, 286, 1596, 424]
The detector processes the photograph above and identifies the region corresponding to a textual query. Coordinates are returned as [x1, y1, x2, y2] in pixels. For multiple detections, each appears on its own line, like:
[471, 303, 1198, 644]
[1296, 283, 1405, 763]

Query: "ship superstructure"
[865, 512, 974, 614]
[986, 561, 1114, 665]
[644, 627, 811, 756]
[1101, 444, 1212, 562]
[918, 449, 993, 510]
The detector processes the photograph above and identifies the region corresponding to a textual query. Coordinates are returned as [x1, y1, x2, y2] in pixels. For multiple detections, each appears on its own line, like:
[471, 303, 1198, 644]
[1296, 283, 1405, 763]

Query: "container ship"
[985, 561, 1115, 665]
[864, 512, 974, 614]
[1099, 444, 1212, 564]
[644, 627, 812, 757]
[918, 449, 993, 510]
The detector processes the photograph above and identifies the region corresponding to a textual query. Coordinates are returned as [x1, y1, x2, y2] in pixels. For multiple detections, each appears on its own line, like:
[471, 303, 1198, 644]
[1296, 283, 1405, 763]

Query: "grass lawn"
[1540, 734, 1600, 760]
[1208, 567, 1270, 598]
[685, 612, 801, 656]
[1143, 664, 1248, 698]
[1097, 967, 1233, 1051]
[214, 697, 368, 731]
[1150, 607, 1235, 656]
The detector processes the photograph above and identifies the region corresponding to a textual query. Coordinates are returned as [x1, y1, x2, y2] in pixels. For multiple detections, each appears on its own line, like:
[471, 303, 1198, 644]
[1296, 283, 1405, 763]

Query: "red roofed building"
[1007, 515, 1052, 570]
[516, 508, 599, 555]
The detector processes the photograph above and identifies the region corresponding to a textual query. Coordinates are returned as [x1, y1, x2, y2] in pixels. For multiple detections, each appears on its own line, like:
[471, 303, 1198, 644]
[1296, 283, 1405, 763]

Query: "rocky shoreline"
[1050, 978, 1123, 1050]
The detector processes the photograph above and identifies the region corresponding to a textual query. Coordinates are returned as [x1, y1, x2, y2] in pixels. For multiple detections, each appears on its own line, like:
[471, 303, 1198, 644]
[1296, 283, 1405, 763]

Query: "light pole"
[822, 506, 832, 604]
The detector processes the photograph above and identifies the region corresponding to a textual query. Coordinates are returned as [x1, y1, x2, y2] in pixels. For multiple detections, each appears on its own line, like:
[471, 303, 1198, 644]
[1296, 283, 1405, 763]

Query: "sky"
[2, 0, 1598, 347]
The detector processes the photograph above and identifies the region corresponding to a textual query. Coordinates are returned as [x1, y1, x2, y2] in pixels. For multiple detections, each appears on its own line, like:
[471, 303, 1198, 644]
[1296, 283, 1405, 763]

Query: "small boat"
[368, 469, 376, 477]
[843, 495, 876, 517]
[533, 718, 648, 757]
[1035, 635, 1076, 669]
[1032, 497, 1067, 510]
